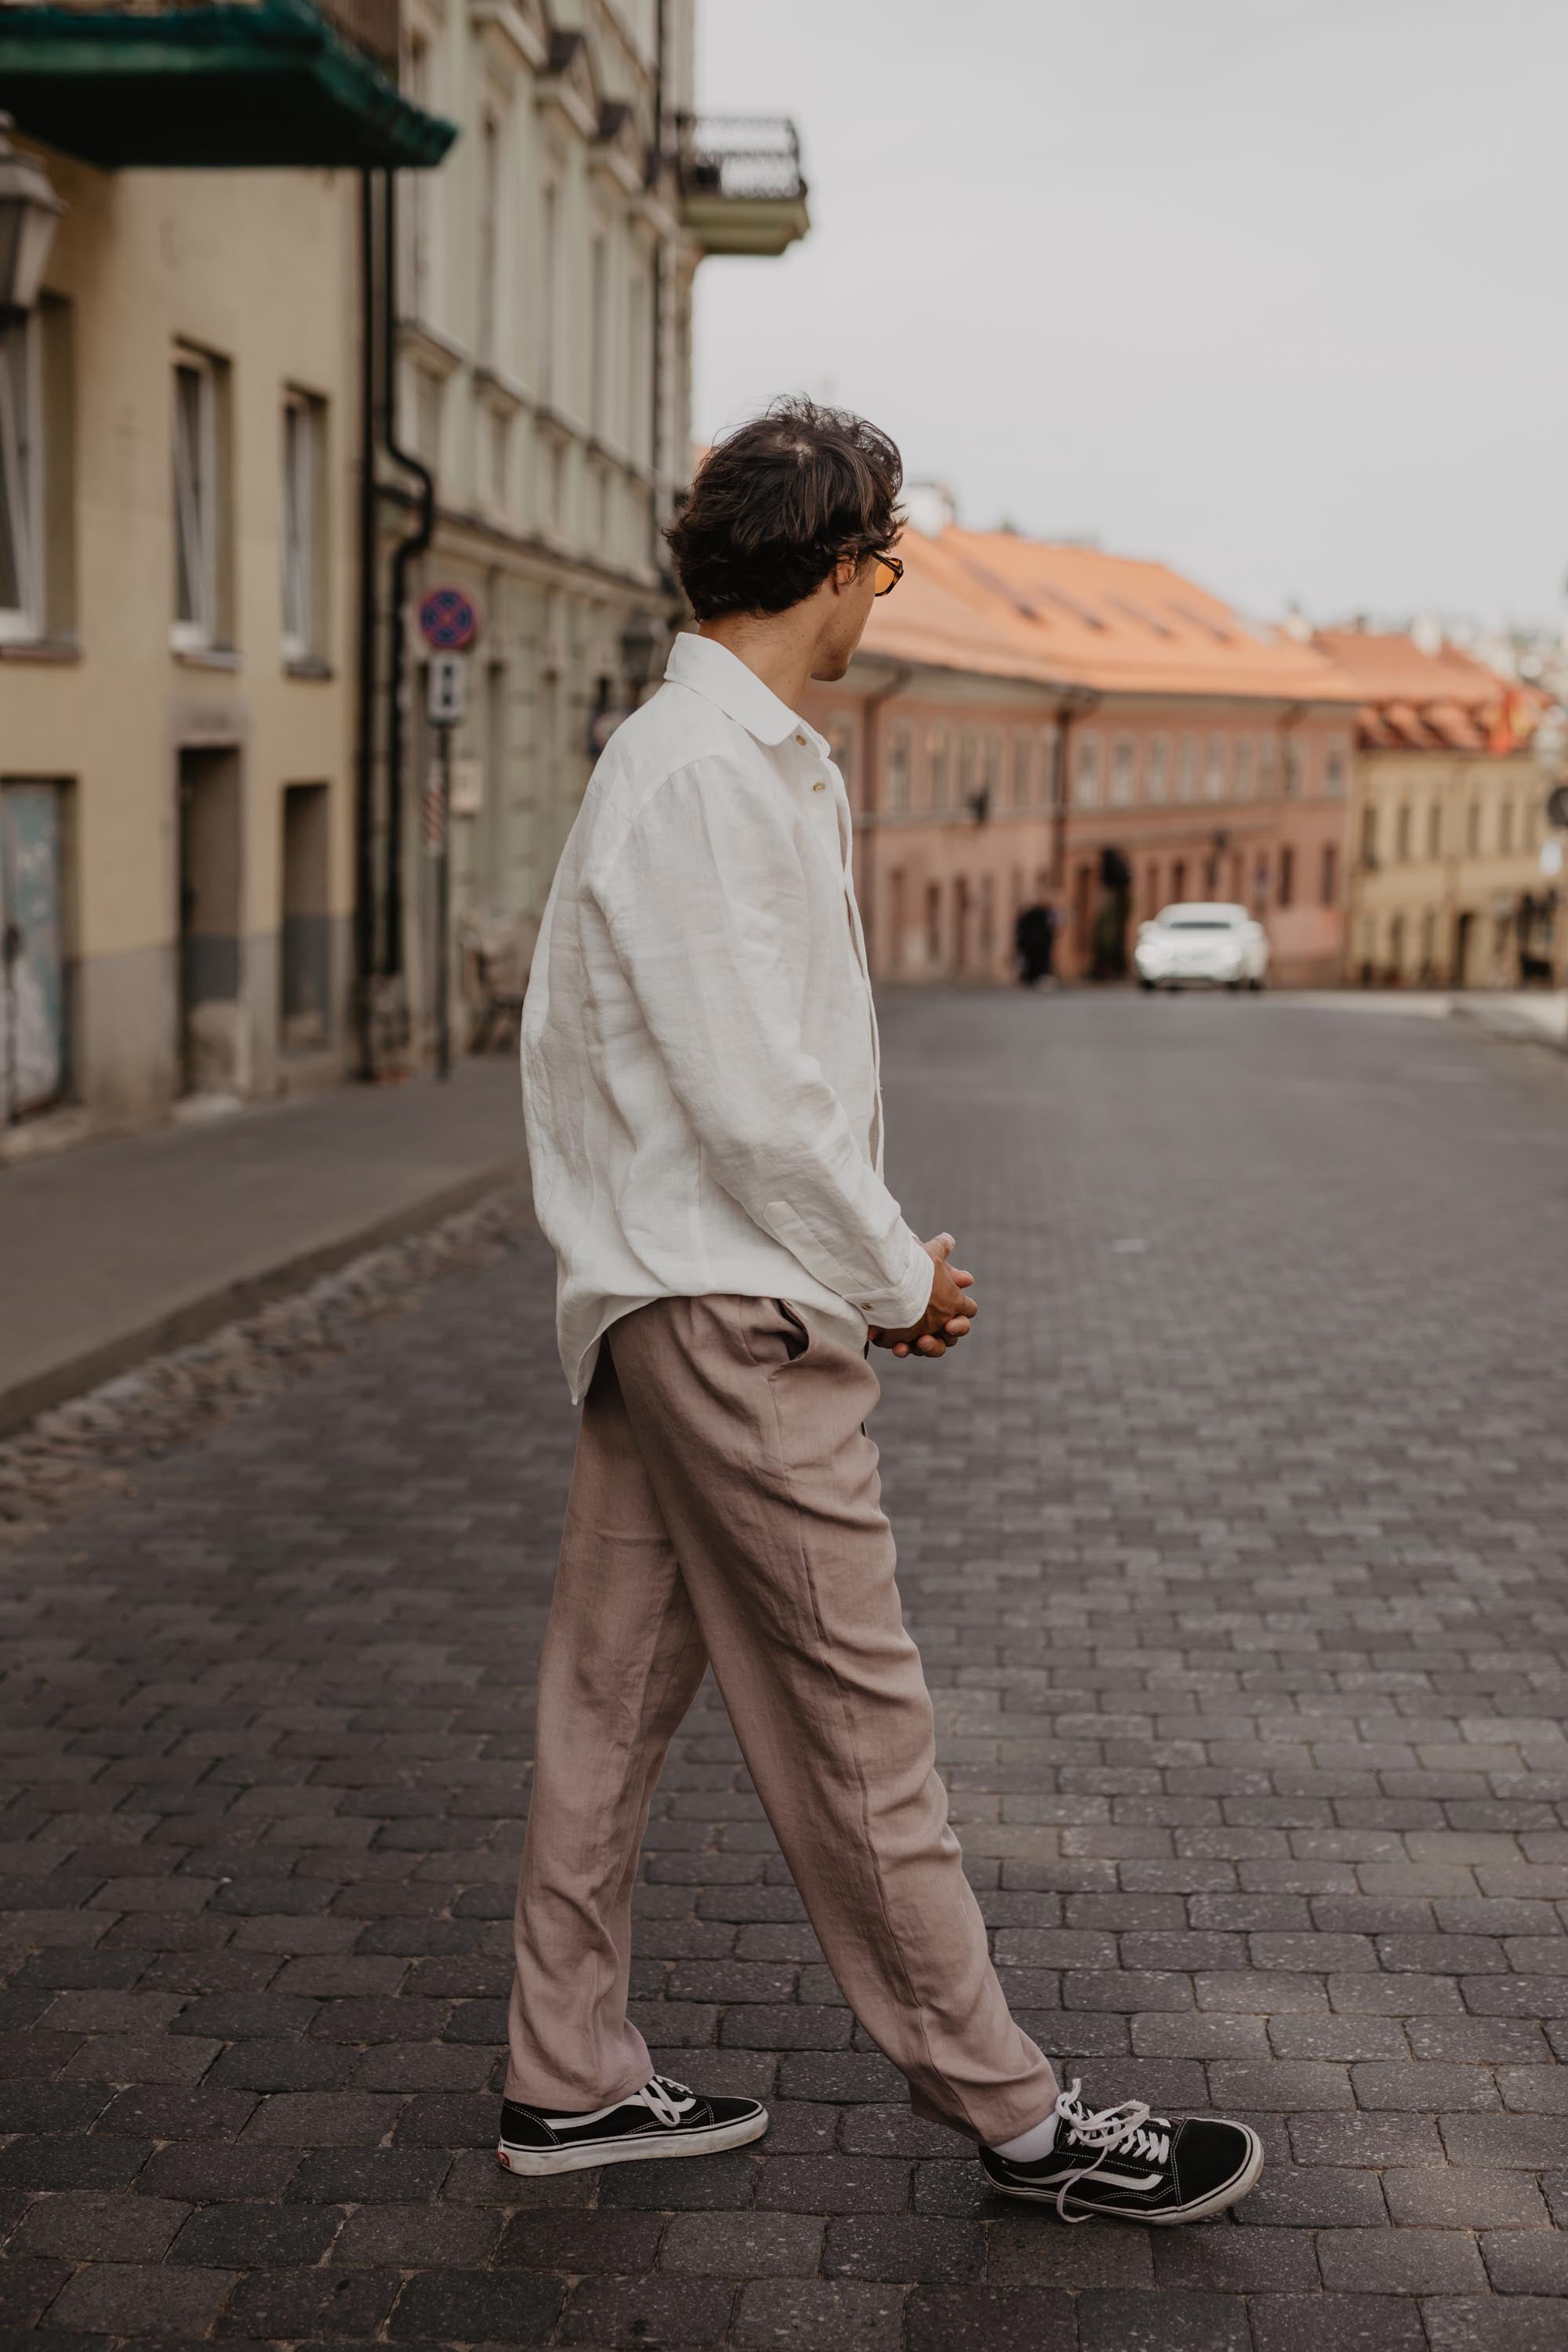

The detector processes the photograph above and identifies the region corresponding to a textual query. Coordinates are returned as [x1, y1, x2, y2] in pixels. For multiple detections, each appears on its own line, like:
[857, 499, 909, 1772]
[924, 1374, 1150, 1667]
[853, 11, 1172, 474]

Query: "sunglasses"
[872, 552, 904, 597]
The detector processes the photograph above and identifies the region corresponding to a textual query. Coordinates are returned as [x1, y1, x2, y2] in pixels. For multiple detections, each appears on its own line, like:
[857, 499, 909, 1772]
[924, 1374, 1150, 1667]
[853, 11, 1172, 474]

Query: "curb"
[0, 1155, 529, 1442]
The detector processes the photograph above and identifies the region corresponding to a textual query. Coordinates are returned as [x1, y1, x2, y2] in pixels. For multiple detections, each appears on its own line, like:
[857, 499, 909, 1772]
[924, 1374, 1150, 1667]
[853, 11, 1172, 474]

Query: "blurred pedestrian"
[500, 397, 1263, 2230]
[1015, 898, 1058, 987]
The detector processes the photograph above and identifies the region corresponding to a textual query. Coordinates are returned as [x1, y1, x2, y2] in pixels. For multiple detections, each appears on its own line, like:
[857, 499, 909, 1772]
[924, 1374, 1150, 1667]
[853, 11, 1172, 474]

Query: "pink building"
[804, 526, 1360, 987]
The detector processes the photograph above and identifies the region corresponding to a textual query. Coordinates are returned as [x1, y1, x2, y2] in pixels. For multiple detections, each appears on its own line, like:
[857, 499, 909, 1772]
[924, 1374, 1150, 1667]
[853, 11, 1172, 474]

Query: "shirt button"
[794, 733, 808, 746]
[812, 780, 826, 792]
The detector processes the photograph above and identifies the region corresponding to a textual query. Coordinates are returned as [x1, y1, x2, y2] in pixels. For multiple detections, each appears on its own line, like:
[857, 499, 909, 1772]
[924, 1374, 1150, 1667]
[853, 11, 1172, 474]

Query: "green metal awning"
[0, 0, 457, 170]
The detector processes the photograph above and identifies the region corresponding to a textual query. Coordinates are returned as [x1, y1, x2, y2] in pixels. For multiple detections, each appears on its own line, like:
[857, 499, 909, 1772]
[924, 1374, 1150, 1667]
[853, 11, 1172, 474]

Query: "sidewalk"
[0, 1060, 528, 1437]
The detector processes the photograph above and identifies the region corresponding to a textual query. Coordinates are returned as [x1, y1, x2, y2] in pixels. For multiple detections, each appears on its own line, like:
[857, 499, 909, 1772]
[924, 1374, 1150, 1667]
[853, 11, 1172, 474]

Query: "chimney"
[903, 480, 956, 538]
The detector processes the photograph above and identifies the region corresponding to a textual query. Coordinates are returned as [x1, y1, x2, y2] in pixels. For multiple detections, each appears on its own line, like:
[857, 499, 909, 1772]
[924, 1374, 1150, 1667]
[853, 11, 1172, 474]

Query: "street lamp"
[619, 611, 662, 696]
[0, 116, 64, 317]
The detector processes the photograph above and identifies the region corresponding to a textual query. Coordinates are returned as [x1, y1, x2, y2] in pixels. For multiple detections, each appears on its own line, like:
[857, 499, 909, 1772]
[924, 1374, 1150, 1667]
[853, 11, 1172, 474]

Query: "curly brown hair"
[665, 396, 904, 620]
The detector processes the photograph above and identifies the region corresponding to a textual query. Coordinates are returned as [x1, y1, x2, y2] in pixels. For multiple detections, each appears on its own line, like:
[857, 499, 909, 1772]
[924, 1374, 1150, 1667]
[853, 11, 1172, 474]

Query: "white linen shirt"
[521, 630, 935, 1402]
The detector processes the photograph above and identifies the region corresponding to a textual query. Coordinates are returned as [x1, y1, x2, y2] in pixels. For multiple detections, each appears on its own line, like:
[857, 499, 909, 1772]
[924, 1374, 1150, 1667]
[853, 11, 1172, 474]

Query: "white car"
[1134, 902, 1269, 992]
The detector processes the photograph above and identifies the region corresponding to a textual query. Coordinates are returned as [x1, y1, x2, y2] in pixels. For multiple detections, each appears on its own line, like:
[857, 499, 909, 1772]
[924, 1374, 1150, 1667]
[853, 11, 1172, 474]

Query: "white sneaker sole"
[989, 2123, 1265, 2223]
[496, 2105, 770, 2176]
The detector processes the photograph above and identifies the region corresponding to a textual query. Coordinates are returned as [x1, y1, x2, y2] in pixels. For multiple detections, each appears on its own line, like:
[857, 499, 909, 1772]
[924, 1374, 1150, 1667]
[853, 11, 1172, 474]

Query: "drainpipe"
[381, 168, 437, 988]
[856, 662, 913, 975]
[353, 169, 379, 1080]
[649, 0, 667, 570]
[1051, 688, 1100, 976]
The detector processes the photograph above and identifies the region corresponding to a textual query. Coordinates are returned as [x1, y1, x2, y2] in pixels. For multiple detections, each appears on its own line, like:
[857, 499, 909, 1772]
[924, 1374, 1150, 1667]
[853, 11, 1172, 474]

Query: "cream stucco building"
[1314, 630, 1559, 989]
[0, 0, 805, 1152]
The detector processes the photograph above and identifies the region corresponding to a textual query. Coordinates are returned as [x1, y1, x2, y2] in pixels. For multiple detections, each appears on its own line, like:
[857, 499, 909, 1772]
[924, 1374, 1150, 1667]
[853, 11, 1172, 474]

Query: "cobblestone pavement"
[3, 991, 1568, 2352]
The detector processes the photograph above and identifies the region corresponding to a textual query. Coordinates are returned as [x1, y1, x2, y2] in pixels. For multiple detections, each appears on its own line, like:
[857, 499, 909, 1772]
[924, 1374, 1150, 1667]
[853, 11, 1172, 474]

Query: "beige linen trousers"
[506, 1294, 1058, 2145]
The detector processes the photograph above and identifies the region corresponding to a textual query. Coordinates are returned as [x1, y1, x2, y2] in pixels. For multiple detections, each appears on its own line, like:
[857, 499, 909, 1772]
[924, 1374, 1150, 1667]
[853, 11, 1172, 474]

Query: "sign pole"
[435, 719, 452, 1082]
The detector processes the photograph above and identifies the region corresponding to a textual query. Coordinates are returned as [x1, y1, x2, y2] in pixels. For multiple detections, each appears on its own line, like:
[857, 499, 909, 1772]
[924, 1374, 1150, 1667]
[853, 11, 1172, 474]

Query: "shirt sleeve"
[593, 757, 935, 1330]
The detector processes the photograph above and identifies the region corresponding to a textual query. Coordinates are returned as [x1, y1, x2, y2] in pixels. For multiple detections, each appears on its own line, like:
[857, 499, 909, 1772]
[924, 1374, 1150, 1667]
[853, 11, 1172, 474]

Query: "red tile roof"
[862, 527, 1359, 703]
[1311, 628, 1543, 753]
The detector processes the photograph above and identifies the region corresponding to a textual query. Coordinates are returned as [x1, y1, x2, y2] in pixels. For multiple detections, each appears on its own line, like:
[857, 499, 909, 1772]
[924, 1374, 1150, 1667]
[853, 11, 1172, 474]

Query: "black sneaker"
[979, 2080, 1263, 2223]
[496, 2072, 769, 2176]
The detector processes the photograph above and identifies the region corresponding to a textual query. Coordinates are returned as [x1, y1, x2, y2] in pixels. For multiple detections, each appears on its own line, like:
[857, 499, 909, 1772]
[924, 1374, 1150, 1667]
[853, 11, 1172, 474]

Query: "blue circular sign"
[419, 585, 481, 651]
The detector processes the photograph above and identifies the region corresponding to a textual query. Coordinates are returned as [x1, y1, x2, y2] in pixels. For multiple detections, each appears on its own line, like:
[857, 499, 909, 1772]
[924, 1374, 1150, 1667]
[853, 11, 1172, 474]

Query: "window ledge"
[0, 635, 81, 664]
[285, 655, 335, 682]
[174, 644, 241, 672]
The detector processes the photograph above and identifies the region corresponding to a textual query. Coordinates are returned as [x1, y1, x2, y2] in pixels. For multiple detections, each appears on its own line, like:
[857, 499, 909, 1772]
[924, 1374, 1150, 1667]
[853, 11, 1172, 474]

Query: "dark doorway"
[1092, 845, 1132, 979]
[1452, 909, 1475, 988]
[177, 746, 243, 1098]
[281, 782, 332, 1053]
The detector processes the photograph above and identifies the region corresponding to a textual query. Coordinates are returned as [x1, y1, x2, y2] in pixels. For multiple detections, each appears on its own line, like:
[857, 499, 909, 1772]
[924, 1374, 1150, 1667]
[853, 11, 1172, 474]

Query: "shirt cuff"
[854, 1229, 935, 1331]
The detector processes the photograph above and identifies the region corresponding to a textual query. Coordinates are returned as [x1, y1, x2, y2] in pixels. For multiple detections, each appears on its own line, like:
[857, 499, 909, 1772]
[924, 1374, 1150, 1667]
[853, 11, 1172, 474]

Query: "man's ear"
[831, 553, 860, 594]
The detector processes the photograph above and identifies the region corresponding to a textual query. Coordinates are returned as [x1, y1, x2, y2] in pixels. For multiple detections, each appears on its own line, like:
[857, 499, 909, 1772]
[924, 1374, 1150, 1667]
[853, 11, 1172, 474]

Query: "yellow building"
[1313, 630, 1557, 989]
[0, 0, 807, 1144]
[0, 1, 452, 1152]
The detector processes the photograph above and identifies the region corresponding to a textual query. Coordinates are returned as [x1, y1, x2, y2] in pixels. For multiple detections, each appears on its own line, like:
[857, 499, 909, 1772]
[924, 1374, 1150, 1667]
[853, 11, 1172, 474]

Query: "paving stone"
[1077, 2288, 1252, 2350]
[1384, 2168, 1549, 2227]
[46, 2261, 238, 2336]
[1316, 2226, 1488, 2293]
[13, 2190, 191, 2261]
[733, 2278, 902, 2350]
[558, 2274, 733, 2347]
[822, 2213, 984, 2283]
[905, 2284, 1076, 2352]
[1423, 2296, 1568, 2350]
[659, 2211, 824, 2276]
[1248, 2292, 1427, 2352]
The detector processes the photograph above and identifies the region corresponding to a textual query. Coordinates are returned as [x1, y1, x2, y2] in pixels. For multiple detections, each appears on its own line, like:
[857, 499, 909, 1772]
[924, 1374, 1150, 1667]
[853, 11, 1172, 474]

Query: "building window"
[1171, 857, 1187, 902]
[1041, 726, 1060, 805]
[477, 110, 503, 364]
[925, 880, 941, 964]
[1011, 731, 1031, 809]
[589, 231, 608, 437]
[539, 182, 560, 402]
[1282, 737, 1303, 797]
[1145, 859, 1161, 912]
[1427, 800, 1442, 858]
[1320, 842, 1338, 906]
[979, 874, 995, 958]
[1111, 735, 1136, 806]
[1258, 735, 1278, 797]
[958, 730, 978, 807]
[1396, 803, 1411, 862]
[1278, 844, 1295, 907]
[0, 312, 42, 641]
[172, 350, 222, 651]
[487, 407, 511, 511]
[1420, 907, 1436, 975]
[1325, 745, 1347, 797]
[1362, 804, 1377, 865]
[1206, 734, 1226, 800]
[983, 731, 1002, 804]
[1234, 738, 1254, 799]
[1177, 735, 1197, 800]
[403, 28, 437, 321]
[927, 729, 950, 811]
[281, 390, 325, 666]
[1499, 797, 1514, 853]
[1075, 732, 1102, 808]
[412, 367, 443, 468]
[887, 729, 911, 812]
[1466, 801, 1480, 853]
[1145, 735, 1167, 804]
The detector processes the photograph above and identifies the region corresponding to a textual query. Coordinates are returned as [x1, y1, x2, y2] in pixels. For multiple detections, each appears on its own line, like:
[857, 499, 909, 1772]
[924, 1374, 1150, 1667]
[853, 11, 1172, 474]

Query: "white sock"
[989, 2110, 1059, 2164]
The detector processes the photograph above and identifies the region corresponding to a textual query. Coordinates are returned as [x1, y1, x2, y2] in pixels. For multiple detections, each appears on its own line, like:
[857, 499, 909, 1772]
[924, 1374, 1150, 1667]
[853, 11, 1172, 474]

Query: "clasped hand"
[868, 1232, 977, 1362]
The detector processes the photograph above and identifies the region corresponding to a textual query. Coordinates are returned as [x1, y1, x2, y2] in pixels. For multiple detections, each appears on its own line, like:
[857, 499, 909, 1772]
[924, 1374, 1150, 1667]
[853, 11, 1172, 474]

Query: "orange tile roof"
[1311, 628, 1542, 753]
[862, 526, 1359, 703]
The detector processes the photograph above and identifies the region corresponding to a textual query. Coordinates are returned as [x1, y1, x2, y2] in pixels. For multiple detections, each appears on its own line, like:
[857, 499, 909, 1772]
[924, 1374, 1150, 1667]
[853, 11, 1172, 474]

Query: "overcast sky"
[694, 0, 1567, 633]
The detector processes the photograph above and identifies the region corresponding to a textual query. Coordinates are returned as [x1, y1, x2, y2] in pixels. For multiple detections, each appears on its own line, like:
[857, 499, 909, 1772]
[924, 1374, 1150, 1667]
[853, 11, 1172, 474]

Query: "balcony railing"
[675, 114, 810, 257]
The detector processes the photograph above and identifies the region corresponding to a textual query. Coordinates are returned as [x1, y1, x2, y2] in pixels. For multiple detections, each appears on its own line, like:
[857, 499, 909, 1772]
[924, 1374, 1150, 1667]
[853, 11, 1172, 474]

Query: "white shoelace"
[1046, 2080, 1173, 2223]
[637, 2074, 699, 2129]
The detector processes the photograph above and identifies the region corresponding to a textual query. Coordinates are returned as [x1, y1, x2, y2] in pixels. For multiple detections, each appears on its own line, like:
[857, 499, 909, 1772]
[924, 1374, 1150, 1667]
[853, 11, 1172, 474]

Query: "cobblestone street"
[4, 990, 1568, 2352]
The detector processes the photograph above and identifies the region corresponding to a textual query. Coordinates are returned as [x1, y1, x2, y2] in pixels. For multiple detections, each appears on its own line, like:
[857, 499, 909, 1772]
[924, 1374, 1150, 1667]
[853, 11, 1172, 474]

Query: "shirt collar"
[665, 630, 829, 755]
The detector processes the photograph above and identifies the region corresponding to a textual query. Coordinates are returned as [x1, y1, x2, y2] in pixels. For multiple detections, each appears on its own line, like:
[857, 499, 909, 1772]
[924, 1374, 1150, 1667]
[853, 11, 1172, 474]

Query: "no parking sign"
[418, 584, 481, 652]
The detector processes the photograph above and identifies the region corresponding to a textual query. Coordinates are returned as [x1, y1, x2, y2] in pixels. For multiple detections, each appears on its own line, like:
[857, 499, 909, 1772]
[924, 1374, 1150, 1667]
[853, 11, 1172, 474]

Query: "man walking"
[503, 398, 1262, 2224]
